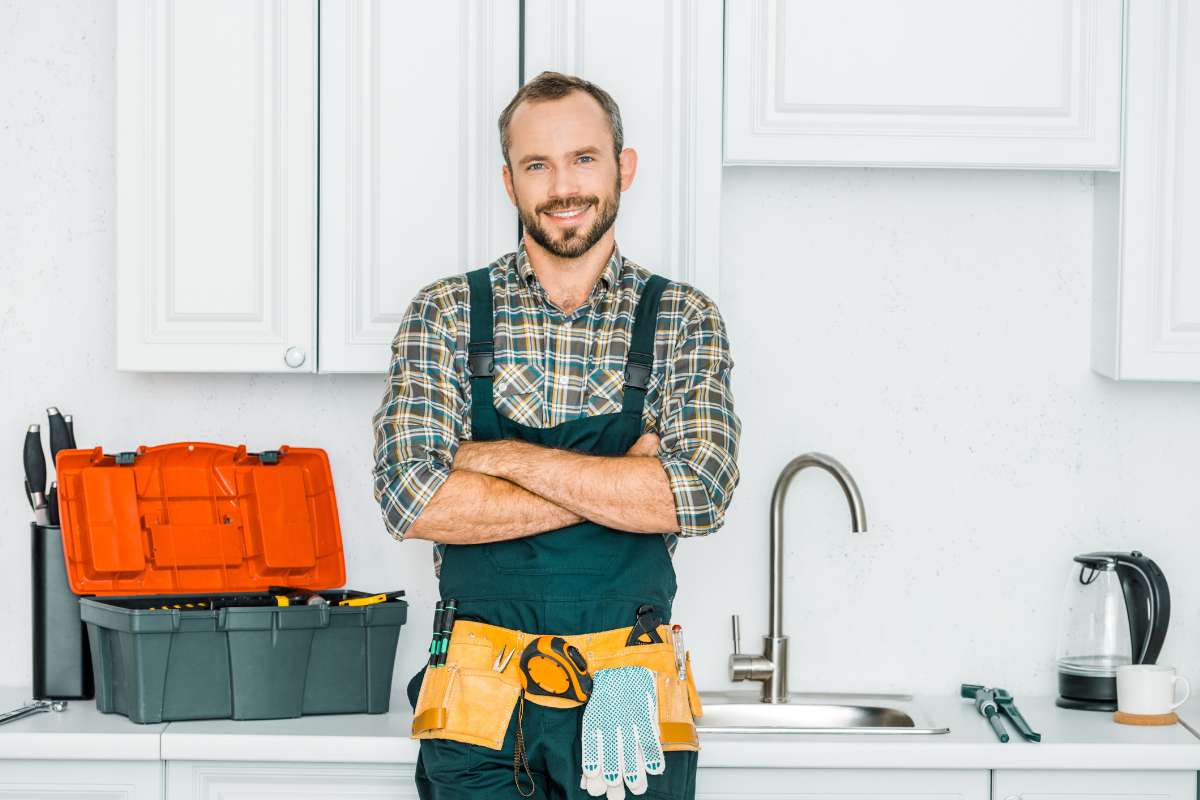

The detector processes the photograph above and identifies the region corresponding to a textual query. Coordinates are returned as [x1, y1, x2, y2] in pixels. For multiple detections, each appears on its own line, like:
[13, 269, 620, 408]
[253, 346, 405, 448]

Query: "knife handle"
[46, 483, 59, 526]
[63, 415, 76, 450]
[47, 408, 72, 464]
[24, 425, 46, 495]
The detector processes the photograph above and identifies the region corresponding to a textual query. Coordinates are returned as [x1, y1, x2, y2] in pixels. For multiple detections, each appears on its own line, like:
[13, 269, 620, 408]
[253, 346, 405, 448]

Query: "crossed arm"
[404, 432, 677, 544]
[371, 280, 740, 550]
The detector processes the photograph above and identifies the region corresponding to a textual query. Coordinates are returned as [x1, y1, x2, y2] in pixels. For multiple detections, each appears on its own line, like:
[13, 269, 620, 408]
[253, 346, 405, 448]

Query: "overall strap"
[466, 267, 501, 439]
[621, 274, 670, 417]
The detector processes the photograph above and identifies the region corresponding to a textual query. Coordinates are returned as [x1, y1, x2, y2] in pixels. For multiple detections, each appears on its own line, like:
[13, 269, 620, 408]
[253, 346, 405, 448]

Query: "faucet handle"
[731, 614, 742, 655]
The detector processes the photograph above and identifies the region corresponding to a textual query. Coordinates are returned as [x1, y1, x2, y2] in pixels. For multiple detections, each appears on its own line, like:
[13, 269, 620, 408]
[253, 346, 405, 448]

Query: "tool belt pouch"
[411, 622, 702, 752]
[589, 631, 702, 752]
[411, 635, 521, 751]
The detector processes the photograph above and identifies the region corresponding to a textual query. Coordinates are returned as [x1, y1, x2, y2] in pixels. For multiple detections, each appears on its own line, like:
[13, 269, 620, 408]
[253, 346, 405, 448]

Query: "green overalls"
[406, 266, 698, 799]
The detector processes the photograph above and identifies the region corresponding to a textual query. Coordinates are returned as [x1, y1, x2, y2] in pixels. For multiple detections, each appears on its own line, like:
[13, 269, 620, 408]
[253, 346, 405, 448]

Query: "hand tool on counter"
[0, 699, 68, 727]
[23, 424, 49, 525]
[961, 683, 1041, 743]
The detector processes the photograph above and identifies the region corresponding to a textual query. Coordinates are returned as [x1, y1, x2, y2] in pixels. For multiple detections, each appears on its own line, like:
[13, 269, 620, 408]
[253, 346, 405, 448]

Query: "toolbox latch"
[115, 452, 137, 466]
[257, 450, 281, 465]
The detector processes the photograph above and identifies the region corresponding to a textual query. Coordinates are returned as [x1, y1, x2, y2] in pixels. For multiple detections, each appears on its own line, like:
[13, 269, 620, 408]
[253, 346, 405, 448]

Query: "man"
[372, 71, 740, 800]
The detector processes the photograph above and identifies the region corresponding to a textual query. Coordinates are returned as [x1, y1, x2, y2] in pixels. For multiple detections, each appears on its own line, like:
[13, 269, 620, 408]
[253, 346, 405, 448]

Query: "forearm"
[405, 468, 584, 544]
[456, 440, 679, 533]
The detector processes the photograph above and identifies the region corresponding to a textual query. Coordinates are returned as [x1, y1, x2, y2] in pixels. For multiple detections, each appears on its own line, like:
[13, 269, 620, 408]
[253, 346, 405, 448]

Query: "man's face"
[503, 91, 636, 260]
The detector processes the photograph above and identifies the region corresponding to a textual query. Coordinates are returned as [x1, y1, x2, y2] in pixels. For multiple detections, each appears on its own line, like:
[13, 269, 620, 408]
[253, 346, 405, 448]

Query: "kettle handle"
[1114, 554, 1170, 665]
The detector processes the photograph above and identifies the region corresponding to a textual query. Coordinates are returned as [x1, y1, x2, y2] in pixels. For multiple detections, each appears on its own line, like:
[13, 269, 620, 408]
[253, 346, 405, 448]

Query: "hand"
[625, 432, 660, 458]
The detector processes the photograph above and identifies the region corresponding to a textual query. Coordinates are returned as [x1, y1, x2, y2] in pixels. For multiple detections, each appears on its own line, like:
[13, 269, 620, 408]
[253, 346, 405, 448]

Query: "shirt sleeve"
[371, 285, 464, 542]
[655, 293, 742, 537]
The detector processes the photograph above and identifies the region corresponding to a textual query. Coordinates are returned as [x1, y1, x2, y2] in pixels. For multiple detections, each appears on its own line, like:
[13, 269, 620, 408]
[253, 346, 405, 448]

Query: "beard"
[517, 175, 621, 259]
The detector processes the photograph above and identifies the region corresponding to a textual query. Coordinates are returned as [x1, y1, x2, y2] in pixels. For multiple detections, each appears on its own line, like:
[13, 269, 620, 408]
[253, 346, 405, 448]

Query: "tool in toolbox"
[52, 441, 408, 723]
[0, 699, 67, 727]
[961, 683, 1041, 743]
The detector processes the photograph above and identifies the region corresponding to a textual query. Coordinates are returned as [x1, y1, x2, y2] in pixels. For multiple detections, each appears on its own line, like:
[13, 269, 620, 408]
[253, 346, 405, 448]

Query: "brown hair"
[497, 71, 624, 169]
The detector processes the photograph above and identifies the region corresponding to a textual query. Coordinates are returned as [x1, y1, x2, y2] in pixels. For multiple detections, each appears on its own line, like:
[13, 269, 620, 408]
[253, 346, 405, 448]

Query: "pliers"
[961, 683, 1041, 742]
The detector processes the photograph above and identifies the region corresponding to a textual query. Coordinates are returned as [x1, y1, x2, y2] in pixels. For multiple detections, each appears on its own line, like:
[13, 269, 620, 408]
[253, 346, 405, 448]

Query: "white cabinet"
[317, 0, 519, 373]
[696, 767, 989, 799]
[0, 760, 162, 799]
[1091, 0, 1200, 381]
[724, 0, 1124, 169]
[992, 769, 1195, 800]
[116, 0, 318, 373]
[523, 0, 724, 301]
[165, 761, 417, 799]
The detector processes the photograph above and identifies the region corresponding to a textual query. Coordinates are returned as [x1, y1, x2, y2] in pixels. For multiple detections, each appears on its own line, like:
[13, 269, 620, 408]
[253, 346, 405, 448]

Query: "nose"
[548, 162, 581, 201]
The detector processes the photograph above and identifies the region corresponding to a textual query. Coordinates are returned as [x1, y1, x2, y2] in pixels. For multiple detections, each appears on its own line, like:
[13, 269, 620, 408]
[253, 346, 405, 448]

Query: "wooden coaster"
[1113, 710, 1179, 726]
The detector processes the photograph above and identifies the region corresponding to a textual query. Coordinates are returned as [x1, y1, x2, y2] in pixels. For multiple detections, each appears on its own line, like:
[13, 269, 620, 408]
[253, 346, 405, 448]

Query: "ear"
[501, 163, 517, 206]
[618, 148, 638, 192]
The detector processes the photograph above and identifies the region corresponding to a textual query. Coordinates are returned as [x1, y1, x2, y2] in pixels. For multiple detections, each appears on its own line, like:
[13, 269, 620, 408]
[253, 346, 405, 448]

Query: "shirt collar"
[514, 239, 623, 296]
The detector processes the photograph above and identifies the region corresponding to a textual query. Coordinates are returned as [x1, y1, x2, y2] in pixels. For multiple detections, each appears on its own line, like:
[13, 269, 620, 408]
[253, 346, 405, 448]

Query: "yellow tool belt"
[411, 619, 704, 752]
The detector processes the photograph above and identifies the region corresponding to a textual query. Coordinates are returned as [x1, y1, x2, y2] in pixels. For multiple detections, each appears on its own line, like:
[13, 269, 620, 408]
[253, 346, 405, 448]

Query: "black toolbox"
[55, 442, 408, 724]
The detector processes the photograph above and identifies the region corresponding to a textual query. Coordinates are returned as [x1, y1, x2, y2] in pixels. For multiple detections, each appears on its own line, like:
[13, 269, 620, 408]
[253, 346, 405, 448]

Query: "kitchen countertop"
[3, 686, 1199, 770]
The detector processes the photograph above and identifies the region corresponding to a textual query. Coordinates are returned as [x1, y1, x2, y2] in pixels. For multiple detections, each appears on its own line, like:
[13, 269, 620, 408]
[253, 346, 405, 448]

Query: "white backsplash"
[2, 2, 1198, 700]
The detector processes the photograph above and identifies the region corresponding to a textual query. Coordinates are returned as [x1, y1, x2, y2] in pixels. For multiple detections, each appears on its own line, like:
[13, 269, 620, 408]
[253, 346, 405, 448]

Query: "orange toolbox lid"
[55, 442, 345, 596]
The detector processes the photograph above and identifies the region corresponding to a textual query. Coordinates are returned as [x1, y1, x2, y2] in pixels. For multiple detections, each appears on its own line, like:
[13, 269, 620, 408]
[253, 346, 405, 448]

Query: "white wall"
[3, 2, 1199, 706]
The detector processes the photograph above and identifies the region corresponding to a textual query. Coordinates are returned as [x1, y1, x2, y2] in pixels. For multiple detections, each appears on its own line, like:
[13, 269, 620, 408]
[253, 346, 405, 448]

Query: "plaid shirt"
[371, 240, 741, 576]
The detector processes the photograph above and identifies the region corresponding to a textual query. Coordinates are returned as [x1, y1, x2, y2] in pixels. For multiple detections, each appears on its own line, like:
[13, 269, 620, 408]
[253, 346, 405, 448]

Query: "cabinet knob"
[284, 347, 307, 368]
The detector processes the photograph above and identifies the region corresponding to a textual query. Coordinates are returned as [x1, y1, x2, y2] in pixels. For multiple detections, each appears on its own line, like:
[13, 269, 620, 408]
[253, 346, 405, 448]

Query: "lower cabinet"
[0, 760, 162, 799]
[165, 761, 418, 799]
[992, 769, 1195, 800]
[695, 768, 989, 799]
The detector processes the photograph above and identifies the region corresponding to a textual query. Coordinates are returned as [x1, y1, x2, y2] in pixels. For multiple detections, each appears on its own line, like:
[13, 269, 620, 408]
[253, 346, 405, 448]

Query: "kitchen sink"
[696, 691, 949, 734]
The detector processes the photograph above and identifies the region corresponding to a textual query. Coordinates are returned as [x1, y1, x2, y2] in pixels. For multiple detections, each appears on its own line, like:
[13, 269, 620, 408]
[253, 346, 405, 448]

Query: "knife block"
[31, 522, 93, 700]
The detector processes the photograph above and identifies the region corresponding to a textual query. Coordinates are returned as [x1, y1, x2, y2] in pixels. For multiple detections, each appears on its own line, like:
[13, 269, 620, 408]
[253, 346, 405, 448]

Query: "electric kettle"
[1055, 551, 1170, 710]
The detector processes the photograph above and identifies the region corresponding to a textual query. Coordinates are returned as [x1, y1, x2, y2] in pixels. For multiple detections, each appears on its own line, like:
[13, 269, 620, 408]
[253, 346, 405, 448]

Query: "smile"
[544, 205, 590, 222]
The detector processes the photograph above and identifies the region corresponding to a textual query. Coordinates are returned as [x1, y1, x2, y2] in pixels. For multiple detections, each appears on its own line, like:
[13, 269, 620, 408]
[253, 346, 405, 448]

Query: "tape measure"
[517, 635, 592, 704]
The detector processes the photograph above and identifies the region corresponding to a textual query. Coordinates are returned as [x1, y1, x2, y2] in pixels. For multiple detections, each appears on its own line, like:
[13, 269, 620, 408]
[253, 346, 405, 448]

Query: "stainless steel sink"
[696, 691, 949, 735]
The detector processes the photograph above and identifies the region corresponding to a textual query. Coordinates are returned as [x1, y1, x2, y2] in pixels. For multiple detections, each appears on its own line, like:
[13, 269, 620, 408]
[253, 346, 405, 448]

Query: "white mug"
[1116, 664, 1191, 715]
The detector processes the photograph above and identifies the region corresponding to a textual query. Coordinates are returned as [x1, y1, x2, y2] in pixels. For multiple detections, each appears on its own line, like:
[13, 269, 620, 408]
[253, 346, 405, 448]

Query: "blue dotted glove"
[580, 666, 665, 798]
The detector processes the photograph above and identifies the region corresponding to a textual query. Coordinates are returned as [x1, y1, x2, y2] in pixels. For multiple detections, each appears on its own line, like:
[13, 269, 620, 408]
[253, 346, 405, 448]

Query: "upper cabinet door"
[116, 0, 317, 372]
[1092, 0, 1200, 381]
[523, 0, 724, 300]
[725, 0, 1124, 169]
[318, 1, 519, 374]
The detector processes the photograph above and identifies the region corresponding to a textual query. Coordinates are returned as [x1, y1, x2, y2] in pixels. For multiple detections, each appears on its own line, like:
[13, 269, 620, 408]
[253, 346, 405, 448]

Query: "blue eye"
[578, 155, 594, 163]
[526, 163, 544, 171]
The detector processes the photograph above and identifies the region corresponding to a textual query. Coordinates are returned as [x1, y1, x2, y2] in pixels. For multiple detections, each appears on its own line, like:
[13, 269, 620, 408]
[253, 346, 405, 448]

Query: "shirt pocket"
[585, 367, 626, 417]
[494, 361, 544, 427]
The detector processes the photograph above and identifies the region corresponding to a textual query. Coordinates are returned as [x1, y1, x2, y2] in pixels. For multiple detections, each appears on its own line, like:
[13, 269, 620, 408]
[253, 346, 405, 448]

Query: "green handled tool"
[961, 683, 1041, 743]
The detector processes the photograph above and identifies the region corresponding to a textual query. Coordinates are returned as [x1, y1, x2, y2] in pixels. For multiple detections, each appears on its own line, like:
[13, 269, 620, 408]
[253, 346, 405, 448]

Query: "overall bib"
[406, 267, 698, 799]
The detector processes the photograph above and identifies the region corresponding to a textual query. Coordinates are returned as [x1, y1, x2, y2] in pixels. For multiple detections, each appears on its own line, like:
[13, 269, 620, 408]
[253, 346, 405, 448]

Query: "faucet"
[728, 453, 867, 703]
